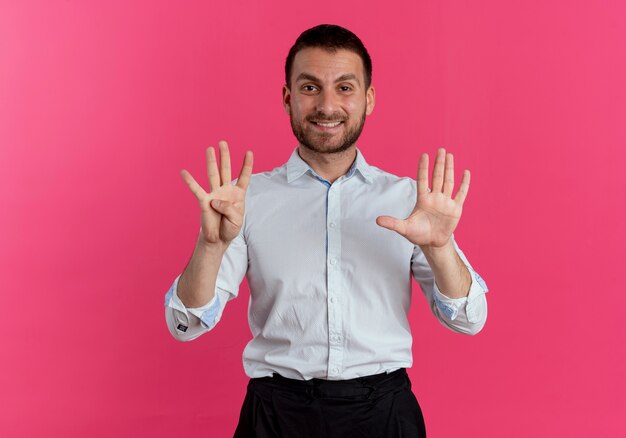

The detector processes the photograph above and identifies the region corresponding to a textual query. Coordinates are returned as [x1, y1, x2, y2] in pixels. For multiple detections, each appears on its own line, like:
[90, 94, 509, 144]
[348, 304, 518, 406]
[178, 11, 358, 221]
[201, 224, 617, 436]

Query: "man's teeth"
[315, 121, 341, 127]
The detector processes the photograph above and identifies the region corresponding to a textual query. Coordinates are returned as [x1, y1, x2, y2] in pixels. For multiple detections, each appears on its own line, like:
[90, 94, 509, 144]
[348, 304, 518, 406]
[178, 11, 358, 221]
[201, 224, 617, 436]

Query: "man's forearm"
[177, 236, 228, 308]
[420, 240, 471, 299]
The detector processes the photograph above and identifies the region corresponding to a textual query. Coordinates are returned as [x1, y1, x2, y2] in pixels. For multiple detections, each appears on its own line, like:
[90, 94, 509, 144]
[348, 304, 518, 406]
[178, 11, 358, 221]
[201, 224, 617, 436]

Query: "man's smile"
[310, 120, 344, 131]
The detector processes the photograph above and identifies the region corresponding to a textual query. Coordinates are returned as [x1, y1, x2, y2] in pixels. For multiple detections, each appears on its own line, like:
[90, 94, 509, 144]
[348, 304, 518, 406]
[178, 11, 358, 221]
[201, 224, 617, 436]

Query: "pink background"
[1, 0, 624, 436]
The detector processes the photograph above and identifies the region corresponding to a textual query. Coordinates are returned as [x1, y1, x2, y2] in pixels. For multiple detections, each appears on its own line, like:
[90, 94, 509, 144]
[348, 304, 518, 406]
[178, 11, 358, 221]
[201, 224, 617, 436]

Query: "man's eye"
[303, 85, 318, 92]
[339, 86, 353, 92]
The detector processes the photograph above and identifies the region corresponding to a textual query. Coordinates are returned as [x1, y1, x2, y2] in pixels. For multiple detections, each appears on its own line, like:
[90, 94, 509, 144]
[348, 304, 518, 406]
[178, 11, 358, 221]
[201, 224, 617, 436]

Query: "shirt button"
[330, 297, 336, 304]
[330, 258, 337, 266]
[329, 222, 336, 228]
[332, 367, 339, 374]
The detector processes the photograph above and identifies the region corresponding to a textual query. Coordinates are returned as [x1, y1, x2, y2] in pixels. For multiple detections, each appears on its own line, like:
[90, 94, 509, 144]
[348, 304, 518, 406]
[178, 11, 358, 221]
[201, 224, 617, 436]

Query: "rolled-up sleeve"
[411, 236, 489, 335]
[164, 225, 248, 341]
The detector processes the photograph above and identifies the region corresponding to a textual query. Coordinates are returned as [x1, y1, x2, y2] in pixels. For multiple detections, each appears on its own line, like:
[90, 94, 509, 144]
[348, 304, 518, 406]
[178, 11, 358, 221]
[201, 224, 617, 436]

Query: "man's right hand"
[181, 140, 253, 247]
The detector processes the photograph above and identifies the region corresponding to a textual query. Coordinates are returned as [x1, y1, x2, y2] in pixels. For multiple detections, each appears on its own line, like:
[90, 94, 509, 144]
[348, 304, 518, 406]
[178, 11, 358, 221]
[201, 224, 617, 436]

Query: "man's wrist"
[420, 239, 472, 299]
[196, 235, 229, 255]
[419, 238, 454, 260]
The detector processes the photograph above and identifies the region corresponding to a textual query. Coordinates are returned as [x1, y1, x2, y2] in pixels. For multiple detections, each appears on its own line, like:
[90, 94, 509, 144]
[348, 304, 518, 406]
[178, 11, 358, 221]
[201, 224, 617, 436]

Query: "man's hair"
[285, 24, 372, 89]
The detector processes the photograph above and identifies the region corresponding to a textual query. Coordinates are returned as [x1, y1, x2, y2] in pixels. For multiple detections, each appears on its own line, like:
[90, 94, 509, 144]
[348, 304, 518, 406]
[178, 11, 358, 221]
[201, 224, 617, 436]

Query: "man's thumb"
[210, 199, 224, 210]
[210, 199, 238, 222]
[376, 216, 403, 234]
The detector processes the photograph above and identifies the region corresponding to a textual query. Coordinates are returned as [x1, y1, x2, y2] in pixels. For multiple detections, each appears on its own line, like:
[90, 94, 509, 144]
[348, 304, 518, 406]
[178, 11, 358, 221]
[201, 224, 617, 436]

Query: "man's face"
[283, 47, 375, 154]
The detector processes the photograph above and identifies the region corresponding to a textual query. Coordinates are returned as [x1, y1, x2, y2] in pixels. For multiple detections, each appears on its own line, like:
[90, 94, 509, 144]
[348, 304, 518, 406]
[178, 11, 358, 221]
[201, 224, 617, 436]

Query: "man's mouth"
[310, 120, 344, 129]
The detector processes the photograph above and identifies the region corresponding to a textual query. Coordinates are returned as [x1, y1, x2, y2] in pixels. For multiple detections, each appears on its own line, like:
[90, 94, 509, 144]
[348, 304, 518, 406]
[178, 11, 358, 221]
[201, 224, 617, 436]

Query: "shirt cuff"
[164, 275, 223, 331]
[432, 267, 489, 321]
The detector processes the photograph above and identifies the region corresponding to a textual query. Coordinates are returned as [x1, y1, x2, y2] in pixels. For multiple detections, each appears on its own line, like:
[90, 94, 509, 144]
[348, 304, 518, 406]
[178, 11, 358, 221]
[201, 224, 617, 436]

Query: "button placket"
[326, 183, 344, 378]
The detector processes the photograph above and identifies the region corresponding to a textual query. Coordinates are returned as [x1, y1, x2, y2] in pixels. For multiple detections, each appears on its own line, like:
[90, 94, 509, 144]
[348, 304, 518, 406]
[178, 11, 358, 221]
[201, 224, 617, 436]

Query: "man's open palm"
[181, 140, 253, 246]
[376, 148, 470, 248]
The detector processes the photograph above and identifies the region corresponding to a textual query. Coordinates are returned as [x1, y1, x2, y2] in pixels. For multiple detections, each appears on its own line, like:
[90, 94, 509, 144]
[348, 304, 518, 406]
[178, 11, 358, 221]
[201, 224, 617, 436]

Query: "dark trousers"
[233, 368, 426, 438]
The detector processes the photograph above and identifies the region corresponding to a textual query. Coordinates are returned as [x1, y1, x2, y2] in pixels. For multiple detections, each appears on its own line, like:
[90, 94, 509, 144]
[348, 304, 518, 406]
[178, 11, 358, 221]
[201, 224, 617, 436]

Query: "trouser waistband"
[250, 368, 408, 399]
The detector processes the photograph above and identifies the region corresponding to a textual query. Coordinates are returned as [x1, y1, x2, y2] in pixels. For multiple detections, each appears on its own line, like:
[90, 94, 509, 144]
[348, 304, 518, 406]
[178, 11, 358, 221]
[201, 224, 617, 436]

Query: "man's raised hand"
[376, 148, 470, 248]
[181, 140, 253, 246]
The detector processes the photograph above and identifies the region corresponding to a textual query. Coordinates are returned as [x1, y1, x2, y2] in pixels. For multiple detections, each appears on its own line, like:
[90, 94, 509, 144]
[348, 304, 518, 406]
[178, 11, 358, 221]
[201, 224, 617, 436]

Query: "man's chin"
[302, 144, 352, 154]
[300, 138, 355, 155]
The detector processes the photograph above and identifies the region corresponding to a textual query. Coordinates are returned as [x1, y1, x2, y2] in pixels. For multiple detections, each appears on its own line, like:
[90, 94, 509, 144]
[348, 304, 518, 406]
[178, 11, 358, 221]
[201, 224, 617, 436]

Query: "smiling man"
[286, 47, 373, 155]
[165, 24, 488, 437]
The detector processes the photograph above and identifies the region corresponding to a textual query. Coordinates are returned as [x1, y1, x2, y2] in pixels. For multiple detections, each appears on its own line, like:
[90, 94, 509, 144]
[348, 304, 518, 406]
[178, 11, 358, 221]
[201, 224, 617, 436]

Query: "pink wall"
[1, 0, 624, 436]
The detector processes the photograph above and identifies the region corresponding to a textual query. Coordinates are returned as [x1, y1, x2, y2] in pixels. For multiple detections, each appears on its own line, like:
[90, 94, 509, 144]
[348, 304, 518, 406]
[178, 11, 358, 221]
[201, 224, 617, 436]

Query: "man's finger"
[236, 150, 254, 190]
[181, 169, 206, 199]
[206, 147, 220, 192]
[442, 153, 454, 197]
[431, 147, 446, 193]
[416, 153, 429, 196]
[210, 199, 242, 227]
[219, 140, 232, 185]
[454, 169, 471, 205]
[375, 216, 407, 236]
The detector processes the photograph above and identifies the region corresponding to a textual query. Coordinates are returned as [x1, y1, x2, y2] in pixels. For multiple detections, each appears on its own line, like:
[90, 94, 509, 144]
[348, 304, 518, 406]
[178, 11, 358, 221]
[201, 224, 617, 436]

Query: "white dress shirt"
[165, 147, 488, 380]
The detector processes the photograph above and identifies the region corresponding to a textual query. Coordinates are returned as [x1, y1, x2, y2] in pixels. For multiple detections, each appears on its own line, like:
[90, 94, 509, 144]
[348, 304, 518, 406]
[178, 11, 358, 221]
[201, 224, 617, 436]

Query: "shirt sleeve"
[164, 224, 248, 341]
[411, 236, 489, 335]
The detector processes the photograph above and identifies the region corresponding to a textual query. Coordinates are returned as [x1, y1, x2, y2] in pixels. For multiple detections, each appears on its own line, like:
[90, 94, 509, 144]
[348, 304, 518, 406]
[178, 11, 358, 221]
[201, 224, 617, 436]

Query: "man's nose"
[315, 89, 339, 115]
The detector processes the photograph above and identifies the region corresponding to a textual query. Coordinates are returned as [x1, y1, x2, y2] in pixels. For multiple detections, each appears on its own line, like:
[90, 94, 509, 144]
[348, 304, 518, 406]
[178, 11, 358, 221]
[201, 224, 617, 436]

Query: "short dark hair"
[285, 24, 372, 89]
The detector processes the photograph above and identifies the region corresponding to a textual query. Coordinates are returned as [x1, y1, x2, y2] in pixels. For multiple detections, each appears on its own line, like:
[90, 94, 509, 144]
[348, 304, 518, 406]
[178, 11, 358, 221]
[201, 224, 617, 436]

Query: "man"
[165, 24, 488, 437]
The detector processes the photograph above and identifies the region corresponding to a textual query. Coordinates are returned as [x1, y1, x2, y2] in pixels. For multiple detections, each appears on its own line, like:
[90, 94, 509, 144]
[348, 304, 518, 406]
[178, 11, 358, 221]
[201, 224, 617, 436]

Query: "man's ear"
[366, 85, 376, 115]
[282, 84, 291, 115]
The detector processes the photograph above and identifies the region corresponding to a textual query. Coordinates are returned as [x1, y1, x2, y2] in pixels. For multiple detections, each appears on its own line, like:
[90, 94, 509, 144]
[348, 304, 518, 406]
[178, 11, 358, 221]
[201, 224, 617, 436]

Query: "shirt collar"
[285, 146, 374, 184]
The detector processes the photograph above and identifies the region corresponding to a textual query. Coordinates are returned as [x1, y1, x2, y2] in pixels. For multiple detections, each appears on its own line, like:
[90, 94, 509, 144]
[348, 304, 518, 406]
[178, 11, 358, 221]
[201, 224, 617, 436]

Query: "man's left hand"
[376, 148, 470, 249]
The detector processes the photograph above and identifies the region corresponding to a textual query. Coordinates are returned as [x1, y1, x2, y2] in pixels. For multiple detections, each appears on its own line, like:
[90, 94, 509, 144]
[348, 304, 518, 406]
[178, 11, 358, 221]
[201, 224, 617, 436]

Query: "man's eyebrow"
[335, 73, 360, 85]
[295, 73, 321, 83]
[295, 72, 361, 85]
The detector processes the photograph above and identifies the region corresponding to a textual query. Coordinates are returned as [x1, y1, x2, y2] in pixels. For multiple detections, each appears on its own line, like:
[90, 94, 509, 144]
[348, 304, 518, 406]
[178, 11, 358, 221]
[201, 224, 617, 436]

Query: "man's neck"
[297, 145, 358, 183]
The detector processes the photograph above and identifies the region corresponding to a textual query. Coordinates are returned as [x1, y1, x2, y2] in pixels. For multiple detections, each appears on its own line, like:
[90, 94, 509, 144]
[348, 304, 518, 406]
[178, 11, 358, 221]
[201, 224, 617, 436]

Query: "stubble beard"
[290, 110, 367, 155]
